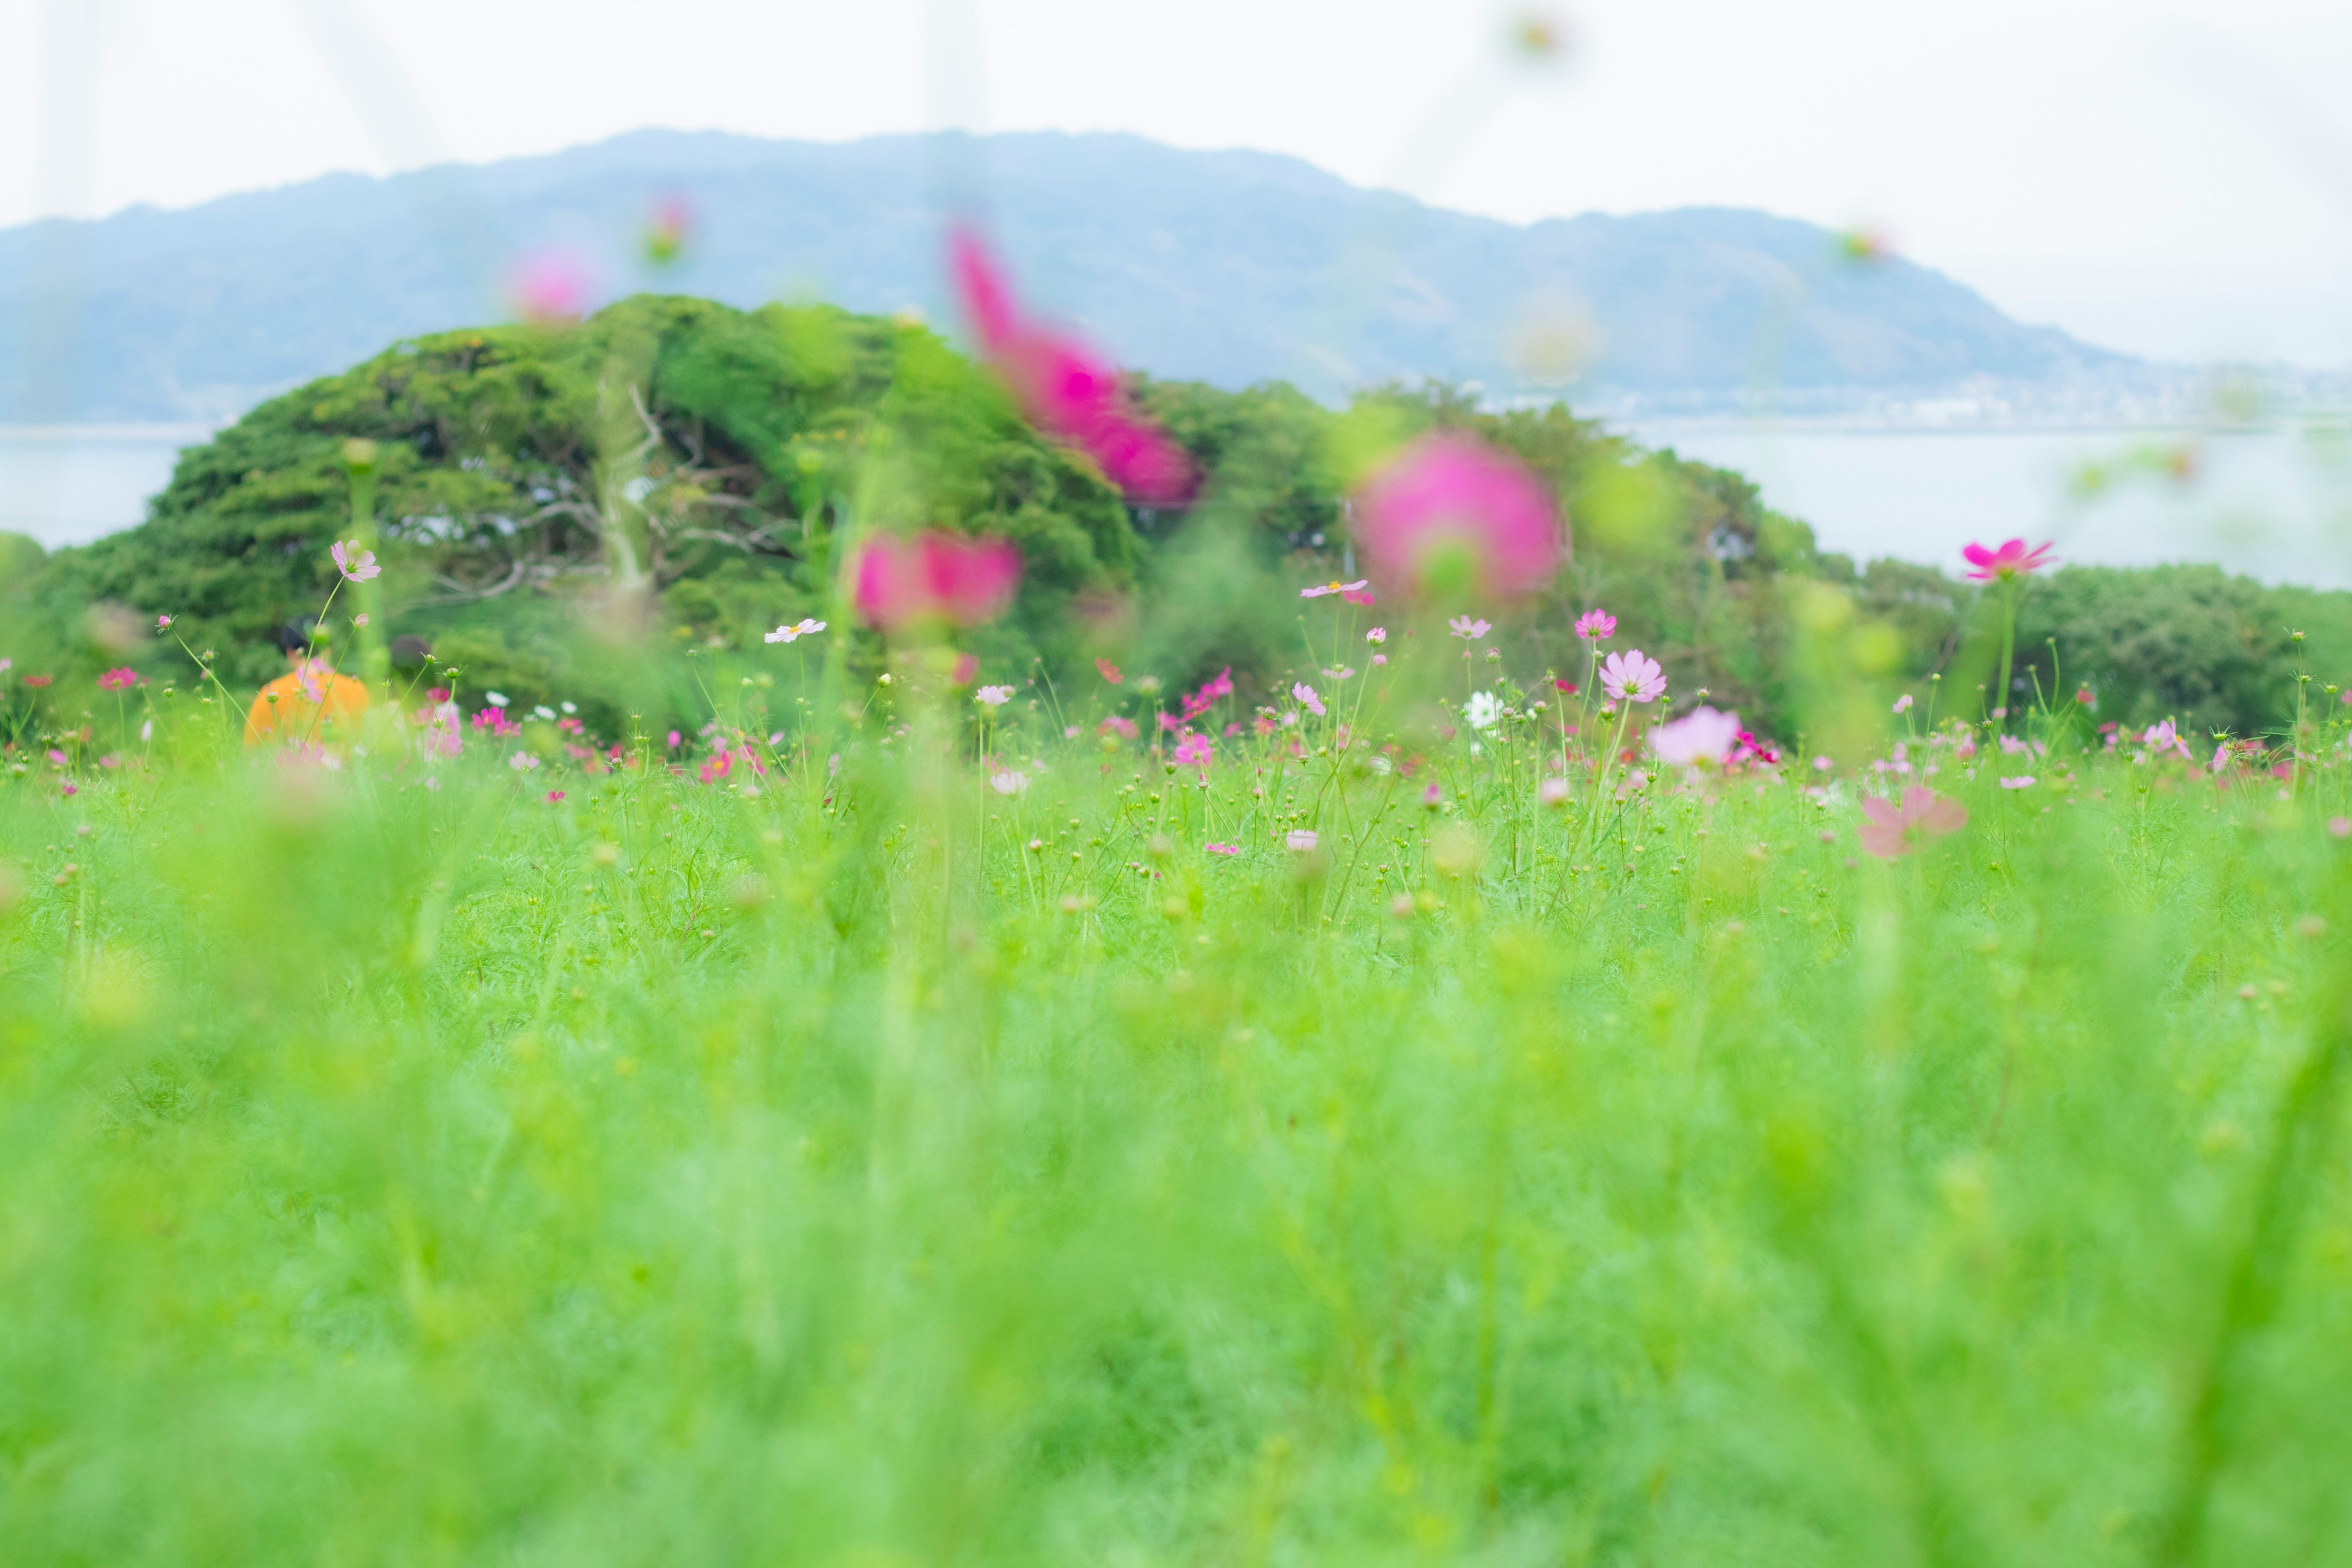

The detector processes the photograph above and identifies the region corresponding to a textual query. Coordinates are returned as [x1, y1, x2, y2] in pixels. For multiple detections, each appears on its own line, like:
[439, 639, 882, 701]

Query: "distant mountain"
[0, 129, 2133, 423]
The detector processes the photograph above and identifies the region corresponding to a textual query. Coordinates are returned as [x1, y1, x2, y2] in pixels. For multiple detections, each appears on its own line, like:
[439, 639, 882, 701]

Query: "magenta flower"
[2143, 719, 2193, 761]
[1302, 579, 1370, 600]
[1173, 731, 1213, 767]
[1649, 705, 1742, 767]
[1207, 842, 1240, 856]
[1599, 650, 1666, 704]
[1180, 667, 1234, 722]
[1961, 538, 2056, 582]
[1574, 609, 1615, 641]
[948, 225, 1196, 505]
[1352, 433, 1562, 600]
[853, 530, 1021, 631]
[97, 667, 140, 692]
[1856, 786, 1967, 860]
[1448, 616, 1493, 640]
[990, 771, 1031, 796]
[331, 539, 381, 582]
[1292, 682, 1325, 718]
[507, 249, 592, 325]
[155, 614, 173, 630]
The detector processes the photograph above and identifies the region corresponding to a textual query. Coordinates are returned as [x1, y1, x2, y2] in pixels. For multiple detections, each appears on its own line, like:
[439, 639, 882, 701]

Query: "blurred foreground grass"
[4, 739, 2351, 1567]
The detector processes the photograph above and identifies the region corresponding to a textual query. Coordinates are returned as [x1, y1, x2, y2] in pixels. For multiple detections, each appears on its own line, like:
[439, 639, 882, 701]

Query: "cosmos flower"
[508, 750, 541, 772]
[1366, 627, 1387, 644]
[1961, 538, 2056, 582]
[1173, 731, 1213, 767]
[1353, 434, 1561, 601]
[1599, 650, 1667, 704]
[1292, 683, 1325, 718]
[1465, 691, 1504, 731]
[331, 539, 380, 582]
[1649, 705, 1742, 767]
[1285, 829, 1319, 852]
[2143, 720, 2193, 761]
[990, 771, 1030, 796]
[96, 668, 140, 692]
[1856, 786, 1967, 859]
[976, 685, 1016, 707]
[1448, 616, 1493, 640]
[853, 530, 1022, 631]
[1096, 658, 1123, 685]
[1206, 842, 1240, 856]
[1892, 693, 1913, 714]
[764, 618, 826, 644]
[1574, 609, 1615, 641]
[947, 224, 1196, 505]
[1539, 776, 1570, 806]
[1098, 714, 1139, 741]
[1302, 579, 1370, 600]
[1999, 775, 2037, 790]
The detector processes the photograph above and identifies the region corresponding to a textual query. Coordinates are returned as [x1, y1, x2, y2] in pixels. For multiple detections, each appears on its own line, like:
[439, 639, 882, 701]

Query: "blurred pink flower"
[508, 250, 593, 325]
[976, 684, 1014, 707]
[1649, 705, 1741, 767]
[947, 225, 1196, 505]
[1353, 433, 1562, 600]
[644, 192, 693, 265]
[1095, 658, 1123, 685]
[1574, 609, 1615, 640]
[2000, 775, 2037, 790]
[331, 538, 380, 582]
[990, 771, 1031, 796]
[1098, 714, 1139, 741]
[1366, 627, 1387, 644]
[1180, 667, 1234, 722]
[546, 790, 567, 804]
[1448, 616, 1491, 639]
[1892, 693, 1913, 714]
[1292, 682, 1325, 718]
[1599, 650, 1666, 704]
[1538, 775, 1570, 806]
[96, 667, 139, 692]
[1302, 579, 1369, 599]
[155, 614, 173, 630]
[951, 652, 979, 685]
[1856, 786, 1967, 859]
[1173, 731, 1213, 767]
[1961, 538, 2055, 582]
[1207, 842, 1240, 856]
[1285, 829, 1319, 851]
[853, 530, 1021, 631]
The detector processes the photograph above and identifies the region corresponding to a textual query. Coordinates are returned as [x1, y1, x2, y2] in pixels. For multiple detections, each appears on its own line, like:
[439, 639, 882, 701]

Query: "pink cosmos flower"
[96, 668, 139, 692]
[1599, 650, 1666, 704]
[546, 790, 567, 804]
[1096, 658, 1123, 685]
[1539, 776, 1570, 806]
[1098, 714, 1139, 741]
[990, 771, 1031, 796]
[508, 249, 593, 325]
[951, 652, 979, 686]
[1892, 693, 1913, 714]
[2143, 720, 2193, 761]
[1856, 786, 1967, 859]
[1207, 843, 1240, 856]
[976, 685, 1015, 707]
[1292, 682, 1325, 718]
[1285, 829, 1319, 852]
[1574, 609, 1615, 641]
[853, 530, 1022, 631]
[947, 225, 1196, 505]
[1302, 579, 1370, 600]
[1173, 731, 1213, 767]
[1448, 616, 1493, 640]
[1649, 705, 1742, 767]
[1366, 627, 1387, 644]
[1999, 775, 2037, 790]
[1353, 433, 1562, 600]
[331, 539, 381, 582]
[1961, 538, 2056, 582]
[2211, 743, 2231, 774]
[1180, 667, 1234, 722]
[23, 674, 52, 687]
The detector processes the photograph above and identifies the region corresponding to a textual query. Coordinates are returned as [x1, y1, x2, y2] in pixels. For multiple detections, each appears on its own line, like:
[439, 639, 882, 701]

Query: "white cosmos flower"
[976, 685, 1015, 707]
[485, 691, 510, 707]
[990, 771, 1030, 795]
[765, 618, 827, 644]
[1465, 691, 1504, 731]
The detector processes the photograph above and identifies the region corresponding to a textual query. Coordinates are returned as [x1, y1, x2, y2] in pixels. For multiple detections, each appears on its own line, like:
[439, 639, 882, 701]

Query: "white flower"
[1365, 627, 1387, 644]
[2000, 775, 2037, 789]
[990, 771, 1030, 795]
[765, 618, 827, 644]
[486, 691, 510, 707]
[533, 705, 556, 721]
[1465, 691, 1504, 731]
[1285, 829, 1319, 851]
[560, 701, 577, 714]
[976, 685, 1015, 707]
[508, 750, 540, 771]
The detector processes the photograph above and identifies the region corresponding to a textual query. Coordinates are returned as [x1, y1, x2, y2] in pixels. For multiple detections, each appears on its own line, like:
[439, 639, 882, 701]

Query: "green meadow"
[5, 669, 2351, 1567]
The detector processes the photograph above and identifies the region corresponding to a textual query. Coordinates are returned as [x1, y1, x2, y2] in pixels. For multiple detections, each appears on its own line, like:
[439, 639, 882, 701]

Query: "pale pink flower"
[331, 539, 380, 582]
[1292, 682, 1325, 718]
[1371, 654, 1387, 666]
[2332, 817, 2352, 839]
[1365, 627, 1387, 644]
[1892, 693, 1913, 714]
[2000, 775, 2037, 790]
[1961, 538, 2056, 582]
[2142, 719, 2192, 761]
[951, 652, 979, 686]
[1649, 705, 1742, 767]
[1857, 786, 1967, 859]
[508, 751, 540, 772]
[2211, 743, 2230, 774]
[1207, 843, 1240, 856]
[1574, 609, 1615, 641]
[1353, 433, 1562, 599]
[853, 530, 1021, 631]
[990, 771, 1030, 796]
[946, 225, 1196, 505]
[1448, 616, 1492, 640]
[976, 685, 1015, 707]
[1599, 650, 1666, 704]
[1098, 714, 1139, 741]
[1539, 776, 1570, 806]
[507, 249, 593, 325]
[1302, 579, 1370, 600]
[1285, 829, 1319, 852]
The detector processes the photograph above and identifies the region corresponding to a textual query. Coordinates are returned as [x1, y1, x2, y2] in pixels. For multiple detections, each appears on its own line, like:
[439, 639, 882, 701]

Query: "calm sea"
[6, 422, 2351, 589]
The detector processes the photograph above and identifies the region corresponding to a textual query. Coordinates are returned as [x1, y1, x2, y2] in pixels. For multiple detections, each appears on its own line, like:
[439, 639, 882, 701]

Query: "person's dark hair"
[276, 616, 323, 655]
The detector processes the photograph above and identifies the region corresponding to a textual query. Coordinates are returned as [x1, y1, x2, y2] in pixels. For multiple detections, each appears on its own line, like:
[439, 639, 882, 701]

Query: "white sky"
[5, 0, 2352, 366]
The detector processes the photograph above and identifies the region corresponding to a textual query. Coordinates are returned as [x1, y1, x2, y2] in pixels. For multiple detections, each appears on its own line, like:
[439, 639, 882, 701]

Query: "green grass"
[5, 687, 2352, 1567]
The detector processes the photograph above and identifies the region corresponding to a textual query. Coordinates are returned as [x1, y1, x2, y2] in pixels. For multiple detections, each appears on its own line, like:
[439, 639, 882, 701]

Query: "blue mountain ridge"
[0, 127, 2131, 423]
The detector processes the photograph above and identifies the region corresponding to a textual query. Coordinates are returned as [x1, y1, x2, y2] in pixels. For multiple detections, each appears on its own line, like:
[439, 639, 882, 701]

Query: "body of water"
[0, 426, 205, 556]
[6, 421, 2352, 590]
[1629, 421, 2352, 589]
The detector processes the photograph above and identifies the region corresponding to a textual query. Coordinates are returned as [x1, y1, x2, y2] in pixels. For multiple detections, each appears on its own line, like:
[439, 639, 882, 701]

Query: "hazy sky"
[5, 0, 2351, 366]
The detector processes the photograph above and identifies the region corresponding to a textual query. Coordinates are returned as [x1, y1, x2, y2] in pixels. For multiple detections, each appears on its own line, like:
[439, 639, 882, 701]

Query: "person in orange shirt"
[244, 618, 371, 746]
